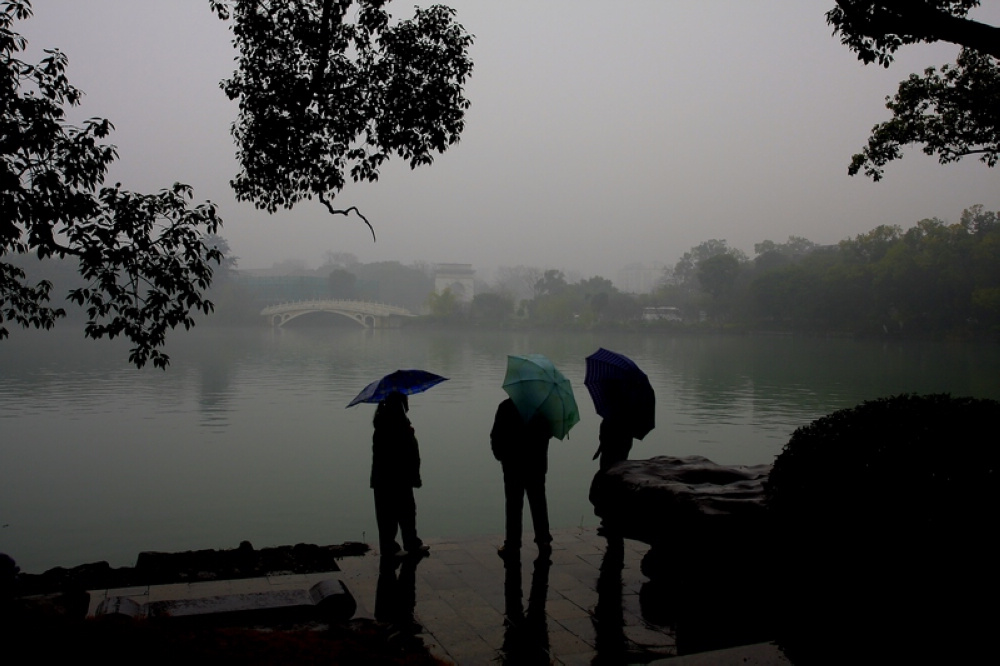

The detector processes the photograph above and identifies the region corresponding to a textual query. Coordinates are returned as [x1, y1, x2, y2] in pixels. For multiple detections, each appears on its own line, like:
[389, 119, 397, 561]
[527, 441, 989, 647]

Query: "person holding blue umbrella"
[370, 391, 429, 558]
[349, 370, 448, 558]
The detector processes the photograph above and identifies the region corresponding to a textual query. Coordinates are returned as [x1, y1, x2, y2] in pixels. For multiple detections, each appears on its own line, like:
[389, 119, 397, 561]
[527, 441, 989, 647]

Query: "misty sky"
[18, 1, 1000, 281]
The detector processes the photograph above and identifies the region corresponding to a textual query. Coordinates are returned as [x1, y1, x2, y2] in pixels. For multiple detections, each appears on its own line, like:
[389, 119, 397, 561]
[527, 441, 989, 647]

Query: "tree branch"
[318, 193, 376, 241]
[835, 1, 1000, 60]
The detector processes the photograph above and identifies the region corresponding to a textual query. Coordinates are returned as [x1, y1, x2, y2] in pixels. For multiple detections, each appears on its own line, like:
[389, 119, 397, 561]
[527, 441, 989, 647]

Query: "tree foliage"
[644, 207, 1000, 337]
[210, 0, 474, 237]
[425, 286, 457, 318]
[827, 1, 1000, 178]
[698, 253, 741, 301]
[849, 48, 1000, 179]
[494, 264, 542, 304]
[1, 0, 222, 368]
[533, 269, 568, 298]
[351, 260, 433, 311]
[670, 239, 747, 290]
[518, 271, 642, 327]
[470, 291, 513, 324]
[749, 206, 1000, 335]
[326, 267, 358, 298]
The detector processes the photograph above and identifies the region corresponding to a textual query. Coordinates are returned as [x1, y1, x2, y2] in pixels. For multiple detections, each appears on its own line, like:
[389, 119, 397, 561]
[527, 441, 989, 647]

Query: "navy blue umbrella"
[584, 348, 655, 440]
[346, 369, 448, 407]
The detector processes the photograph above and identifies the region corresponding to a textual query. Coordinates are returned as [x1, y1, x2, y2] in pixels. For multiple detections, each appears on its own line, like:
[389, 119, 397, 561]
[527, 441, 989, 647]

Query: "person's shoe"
[400, 544, 430, 558]
[536, 543, 553, 562]
[497, 544, 519, 562]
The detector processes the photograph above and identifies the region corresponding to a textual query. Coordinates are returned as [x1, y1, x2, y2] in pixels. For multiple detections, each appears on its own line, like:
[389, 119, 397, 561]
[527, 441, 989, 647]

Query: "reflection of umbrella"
[584, 348, 655, 440]
[502, 354, 580, 440]
[346, 370, 448, 407]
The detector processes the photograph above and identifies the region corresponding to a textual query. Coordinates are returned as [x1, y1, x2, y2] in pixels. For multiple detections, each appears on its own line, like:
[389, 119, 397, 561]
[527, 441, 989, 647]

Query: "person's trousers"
[373, 485, 421, 551]
[598, 441, 633, 471]
[502, 466, 551, 547]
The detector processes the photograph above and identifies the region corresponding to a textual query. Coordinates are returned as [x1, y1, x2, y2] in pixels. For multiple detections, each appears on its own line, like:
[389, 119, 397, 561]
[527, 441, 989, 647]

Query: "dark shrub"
[764, 394, 999, 662]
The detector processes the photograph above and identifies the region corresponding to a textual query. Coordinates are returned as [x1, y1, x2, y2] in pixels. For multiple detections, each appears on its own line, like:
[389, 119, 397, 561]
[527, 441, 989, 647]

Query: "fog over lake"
[2, 326, 998, 572]
[17, 1, 1000, 277]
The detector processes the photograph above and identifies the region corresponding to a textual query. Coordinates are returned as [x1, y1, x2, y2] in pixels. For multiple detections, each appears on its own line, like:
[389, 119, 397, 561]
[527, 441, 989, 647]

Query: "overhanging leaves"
[849, 48, 1000, 180]
[827, 2, 1000, 178]
[213, 0, 473, 236]
[2, 0, 223, 368]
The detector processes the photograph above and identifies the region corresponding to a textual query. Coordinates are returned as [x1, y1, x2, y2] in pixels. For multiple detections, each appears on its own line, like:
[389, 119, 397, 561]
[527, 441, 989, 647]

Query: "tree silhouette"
[2, 1, 221, 368]
[210, 0, 474, 239]
[828, 1, 1000, 178]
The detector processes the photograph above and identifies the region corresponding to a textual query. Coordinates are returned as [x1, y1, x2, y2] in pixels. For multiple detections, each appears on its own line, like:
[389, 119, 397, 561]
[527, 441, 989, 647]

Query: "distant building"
[642, 306, 682, 322]
[232, 269, 329, 305]
[616, 262, 666, 294]
[434, 263, 476, 303]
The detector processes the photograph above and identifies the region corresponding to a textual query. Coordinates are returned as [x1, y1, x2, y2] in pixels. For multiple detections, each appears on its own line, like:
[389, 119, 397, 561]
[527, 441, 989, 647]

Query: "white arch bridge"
[261, 300, 416, 329]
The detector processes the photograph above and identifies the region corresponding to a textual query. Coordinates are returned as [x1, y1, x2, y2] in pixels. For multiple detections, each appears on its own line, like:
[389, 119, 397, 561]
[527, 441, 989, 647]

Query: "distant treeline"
[693, 204, 1000, 339]
[11, 207, 999, 341]
[447, 205, 1000, 340]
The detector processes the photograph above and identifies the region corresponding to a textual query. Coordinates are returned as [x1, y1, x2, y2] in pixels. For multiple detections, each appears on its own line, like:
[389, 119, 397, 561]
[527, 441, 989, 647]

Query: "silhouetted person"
[500, 550, 551, 664]
[592, 386, 634, 471]
[593, 415, 634, 471]
[371, 391, 428, 557]
[491, 398, 552, 561]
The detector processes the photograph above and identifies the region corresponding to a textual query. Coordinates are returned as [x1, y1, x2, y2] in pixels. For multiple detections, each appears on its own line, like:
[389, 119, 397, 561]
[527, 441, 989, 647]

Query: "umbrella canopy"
[584, 348, 655, 440]
[346, 369, 448, 407]
[501, 354, 580, 440]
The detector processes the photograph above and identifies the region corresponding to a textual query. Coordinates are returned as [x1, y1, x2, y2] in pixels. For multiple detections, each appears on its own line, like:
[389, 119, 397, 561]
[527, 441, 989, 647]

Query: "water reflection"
[592, 535, 626, 664]
[374, 553, 426, 635]
[499, 553, 551, 664]
[3, 326, 999, 572]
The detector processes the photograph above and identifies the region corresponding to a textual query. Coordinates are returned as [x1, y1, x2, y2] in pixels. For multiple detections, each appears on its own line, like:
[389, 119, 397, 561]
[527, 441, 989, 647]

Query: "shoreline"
[8, 540, 369, 598]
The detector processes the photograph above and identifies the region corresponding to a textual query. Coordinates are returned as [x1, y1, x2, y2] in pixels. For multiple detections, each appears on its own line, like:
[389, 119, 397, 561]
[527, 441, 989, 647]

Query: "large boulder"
[590, 456, 777, 654]
[589, 393, 1000, 660]
[589, 455, 771, 547]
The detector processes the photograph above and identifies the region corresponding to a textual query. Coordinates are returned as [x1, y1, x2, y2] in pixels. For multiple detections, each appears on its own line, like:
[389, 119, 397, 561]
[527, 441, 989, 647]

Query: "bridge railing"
[259, 299, 415, 317]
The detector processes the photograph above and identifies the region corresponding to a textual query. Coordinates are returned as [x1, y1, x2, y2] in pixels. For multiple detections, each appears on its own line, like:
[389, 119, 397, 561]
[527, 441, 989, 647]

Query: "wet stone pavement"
[86, 527, 787, 664]
[335, 527, 676, 664]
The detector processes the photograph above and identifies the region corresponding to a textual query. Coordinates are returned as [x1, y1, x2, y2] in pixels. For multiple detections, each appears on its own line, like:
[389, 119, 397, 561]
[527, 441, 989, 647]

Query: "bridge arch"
[260, 300, 415, 329]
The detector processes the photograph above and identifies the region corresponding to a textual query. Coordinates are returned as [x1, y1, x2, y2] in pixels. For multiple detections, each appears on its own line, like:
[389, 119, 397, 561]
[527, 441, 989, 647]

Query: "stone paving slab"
[87, 572, 354, 621]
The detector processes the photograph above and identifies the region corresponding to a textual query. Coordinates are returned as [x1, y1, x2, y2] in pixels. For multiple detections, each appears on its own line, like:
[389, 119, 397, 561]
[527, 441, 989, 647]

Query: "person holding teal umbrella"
[491, 354, 579, 562]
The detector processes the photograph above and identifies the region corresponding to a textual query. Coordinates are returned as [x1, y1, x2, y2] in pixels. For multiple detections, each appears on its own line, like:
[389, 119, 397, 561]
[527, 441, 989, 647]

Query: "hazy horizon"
[17, 1, 1000, 280]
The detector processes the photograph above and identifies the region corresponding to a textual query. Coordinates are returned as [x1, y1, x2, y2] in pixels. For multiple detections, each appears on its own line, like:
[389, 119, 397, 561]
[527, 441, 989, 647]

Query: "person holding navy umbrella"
[593, 386, 635, 471]
[584, 349, 655, 471]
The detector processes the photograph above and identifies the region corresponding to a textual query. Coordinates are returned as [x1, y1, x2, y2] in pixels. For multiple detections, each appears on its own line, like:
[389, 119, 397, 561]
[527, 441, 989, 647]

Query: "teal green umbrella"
[502, 354, 580, 440]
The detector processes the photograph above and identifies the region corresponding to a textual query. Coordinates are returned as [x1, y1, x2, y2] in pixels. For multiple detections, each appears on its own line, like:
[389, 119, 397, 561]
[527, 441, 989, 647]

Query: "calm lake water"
[2, 325, 999, 572]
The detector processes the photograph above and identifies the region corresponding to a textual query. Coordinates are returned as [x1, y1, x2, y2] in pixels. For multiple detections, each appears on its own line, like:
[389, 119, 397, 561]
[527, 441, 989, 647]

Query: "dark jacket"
[594, 415, 634, 469]
[490, 398, 551, 475]
[370, 403, 422, 489]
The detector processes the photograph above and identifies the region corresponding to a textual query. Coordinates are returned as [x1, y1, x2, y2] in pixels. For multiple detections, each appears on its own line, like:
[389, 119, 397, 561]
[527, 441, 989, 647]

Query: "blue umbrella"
[584, 348, 655, 440]
[346, 369, 448, 407]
